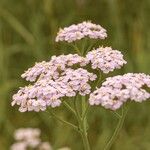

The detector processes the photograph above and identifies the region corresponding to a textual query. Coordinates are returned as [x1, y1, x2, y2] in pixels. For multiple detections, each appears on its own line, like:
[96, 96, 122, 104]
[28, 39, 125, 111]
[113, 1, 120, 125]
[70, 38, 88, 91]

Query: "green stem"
[80, 125, 91, 150]
[94, 70, 102, 88]
[82, 96, 86, 117]
[82, 104, 90, 120]
[72, 44, 82, 55]
[66, 43, 92, 149]
[74, 96, 81, 120]
[74, 96, 91, 150]
[46, 110, 79, 132]
[111, 111, 122, 119]
[104, 107, 128, 150]
[81, 97, 91, 150]
[63, 101, 76, 116]
[83, 40, 98, 55]
[82, 96, 88, 134]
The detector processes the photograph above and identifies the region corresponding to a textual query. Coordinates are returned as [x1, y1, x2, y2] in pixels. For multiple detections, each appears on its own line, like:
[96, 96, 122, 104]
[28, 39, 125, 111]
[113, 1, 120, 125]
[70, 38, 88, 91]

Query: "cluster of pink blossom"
[89, 73, 150, 110]
[10, 128, 52, 150]
[12, 80, 65, 112]
[12, 68, 97, 112]
[86, 47, 127, 73]
[21, 61, 48, 82]
[21, 54, 89, 82]
[55, 21, 107, 43]
[12, 21, 150, 114]
[59, 68, 97, 96]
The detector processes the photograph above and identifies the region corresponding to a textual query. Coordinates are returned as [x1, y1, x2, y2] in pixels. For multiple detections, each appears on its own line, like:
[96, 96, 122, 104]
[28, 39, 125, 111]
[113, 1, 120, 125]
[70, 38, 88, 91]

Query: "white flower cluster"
[21, 61, 48, 82]
[10, 128, 52, 150]
[12, 68, 97, 112]
[86, 47, 127, 73]
[21, 54, 89, 82]
[89, 73, 150, 110]
[55, 21, 107, 43]
[12, 80, 65, 112]
[59, 68, 97, 96]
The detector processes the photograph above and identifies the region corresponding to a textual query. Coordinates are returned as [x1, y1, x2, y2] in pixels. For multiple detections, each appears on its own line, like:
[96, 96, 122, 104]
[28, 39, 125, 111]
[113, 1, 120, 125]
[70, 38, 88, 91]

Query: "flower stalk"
[74, 96, 91, 150]
[80, 124, 91, 150]
[104, 106, 129, 150]
[46, 109, 79, 132]
[81, 102, 91, 150]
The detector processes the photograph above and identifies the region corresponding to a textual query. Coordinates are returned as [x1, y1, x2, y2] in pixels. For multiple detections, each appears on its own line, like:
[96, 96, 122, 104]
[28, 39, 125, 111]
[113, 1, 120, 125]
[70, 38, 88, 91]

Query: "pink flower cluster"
[89, 73, 150, 110]
[59, 68, 97, 96]
[86, 47, 127, 73]
[12, 80, 64, 112]
[12, 49, 127, 112]
[12, 67, 97, 112]
[21, 54, 89, 82]
[12, 21, 150, 113]
[55, 21, 107, 43]
[11, 128, 52, 150]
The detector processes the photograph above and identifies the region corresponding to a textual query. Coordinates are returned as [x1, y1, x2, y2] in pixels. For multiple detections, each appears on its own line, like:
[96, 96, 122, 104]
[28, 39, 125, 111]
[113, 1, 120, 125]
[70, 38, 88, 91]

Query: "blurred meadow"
[0, 0, 150, 149]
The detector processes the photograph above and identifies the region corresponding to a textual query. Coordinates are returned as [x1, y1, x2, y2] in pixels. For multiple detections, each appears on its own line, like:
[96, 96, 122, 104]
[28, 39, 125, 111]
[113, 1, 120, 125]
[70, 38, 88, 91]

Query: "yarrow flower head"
[11, 128, 52, 150]
[12, 80, 64, 112]
[59, 68, 97, 96]
[89, 73, 150, 110]
[12, 20, 150, 113]
[55, 21, 107, 43]
[12, 67, 97, 112]
[21, 54, 89, 82]
[86, 47, 127, 73]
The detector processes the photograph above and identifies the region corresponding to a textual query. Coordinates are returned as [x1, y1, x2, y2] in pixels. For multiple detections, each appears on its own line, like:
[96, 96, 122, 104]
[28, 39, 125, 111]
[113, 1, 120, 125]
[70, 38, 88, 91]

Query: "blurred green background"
[0, 0, 150, 149]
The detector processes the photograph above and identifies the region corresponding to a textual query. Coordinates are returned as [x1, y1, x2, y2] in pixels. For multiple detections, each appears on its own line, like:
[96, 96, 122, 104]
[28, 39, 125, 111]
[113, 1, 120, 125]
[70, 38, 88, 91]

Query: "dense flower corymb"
[55, 21, 107, 43]
[21, 54, 89, 82]
[12, 68, 97, 112]
[12, 80, 64, 112]
[89, 73, 150, 110]
[59, 68, 97, 96]
[86, 47, 127, 73]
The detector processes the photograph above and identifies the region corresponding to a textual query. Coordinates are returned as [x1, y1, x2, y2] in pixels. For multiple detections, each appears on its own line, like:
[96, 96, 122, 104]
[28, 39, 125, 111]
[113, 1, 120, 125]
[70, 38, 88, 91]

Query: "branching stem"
[104, 106, 129, 150]
[62, 101, 76, 116]
[46, 110, 79, 132]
